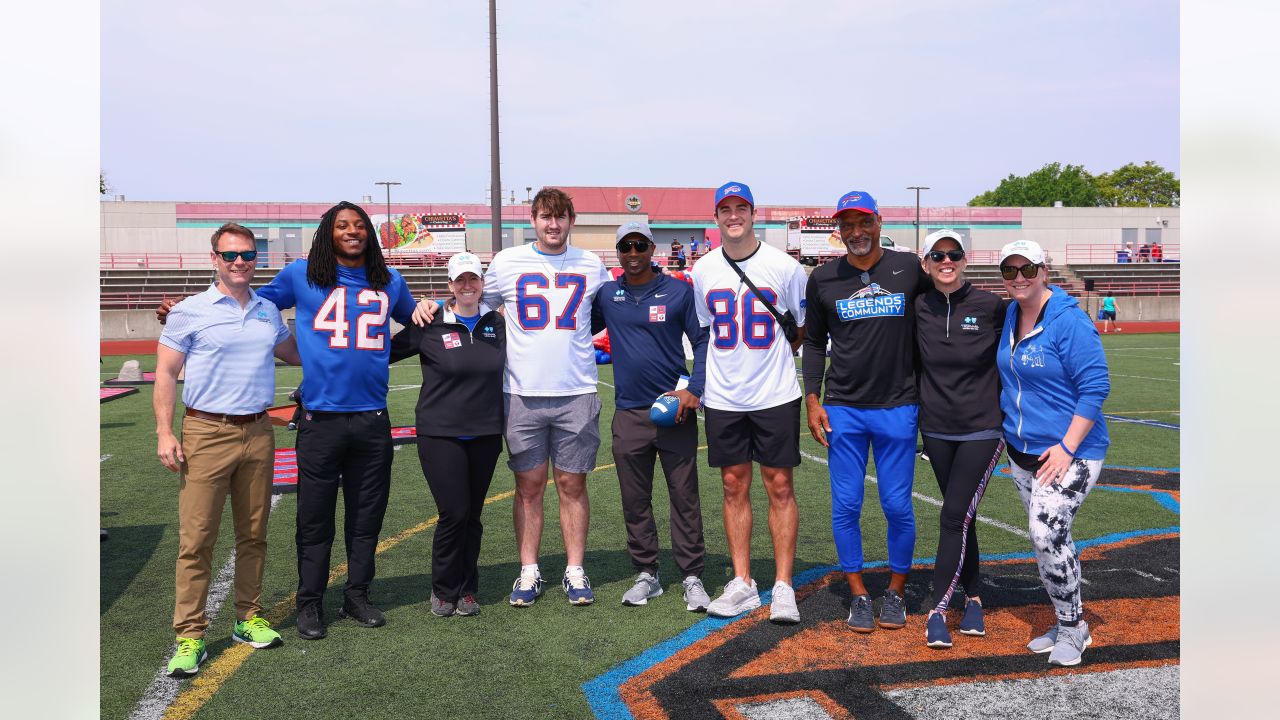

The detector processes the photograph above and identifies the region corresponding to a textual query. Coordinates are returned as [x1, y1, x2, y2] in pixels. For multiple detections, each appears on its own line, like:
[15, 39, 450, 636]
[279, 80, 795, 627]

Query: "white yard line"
[1110, 373, 1178, 383]
[127, 493, 283, 720]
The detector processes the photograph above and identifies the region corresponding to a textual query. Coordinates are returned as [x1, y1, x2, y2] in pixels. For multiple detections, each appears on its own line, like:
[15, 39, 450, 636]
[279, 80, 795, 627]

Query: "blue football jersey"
[258, 260, 416, 411]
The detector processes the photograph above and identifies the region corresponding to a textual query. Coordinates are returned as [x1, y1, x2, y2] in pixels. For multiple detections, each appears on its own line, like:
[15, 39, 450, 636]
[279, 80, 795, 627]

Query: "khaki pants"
[173, 415, 274, 638]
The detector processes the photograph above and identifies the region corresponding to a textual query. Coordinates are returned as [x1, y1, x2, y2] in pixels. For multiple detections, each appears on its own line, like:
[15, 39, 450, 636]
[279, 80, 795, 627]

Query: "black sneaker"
[296, 603, 326, 640]
[339, 592, 386, 627]
[878, 589, 907, 629]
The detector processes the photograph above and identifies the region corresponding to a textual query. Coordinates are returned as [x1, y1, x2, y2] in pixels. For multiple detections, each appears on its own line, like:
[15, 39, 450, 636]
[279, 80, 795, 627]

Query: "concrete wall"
[1075, 294, 1179, 322]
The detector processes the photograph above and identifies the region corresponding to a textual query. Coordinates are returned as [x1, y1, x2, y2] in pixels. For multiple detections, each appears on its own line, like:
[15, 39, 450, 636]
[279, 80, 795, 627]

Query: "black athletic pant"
[922, 435, 1005, 611]
[295, 409, 394, 608]
[416, 434, 502, 602]
[612, 408, 705, 578]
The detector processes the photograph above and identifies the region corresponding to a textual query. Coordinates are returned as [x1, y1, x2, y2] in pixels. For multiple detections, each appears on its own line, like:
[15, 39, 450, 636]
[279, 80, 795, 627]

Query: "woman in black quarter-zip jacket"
[389, 252, 505, 618]
[913, 230, 1007, 650]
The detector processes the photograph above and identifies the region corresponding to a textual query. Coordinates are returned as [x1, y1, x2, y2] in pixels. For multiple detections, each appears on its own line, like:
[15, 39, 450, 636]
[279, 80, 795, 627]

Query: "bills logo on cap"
[442, 332, 462, 349]
[726, 185, 741, 193]
[842, 194, 862, 205]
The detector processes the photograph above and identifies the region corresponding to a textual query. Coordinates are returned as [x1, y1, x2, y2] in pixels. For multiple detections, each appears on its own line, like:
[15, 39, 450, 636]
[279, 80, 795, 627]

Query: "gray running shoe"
[847, 595, 875, 633]
[1027, 625, 1059, 653]
[707, 577, 761, 617]
[682, 576, 711, 612]
[1047, 621, 1093, 666]
[878, 589, 907, 629]
[430, 592, 456, 618]
[455, 594, 480, 617]
[621, 572, 663, 606]
[769, 581, 800, 624]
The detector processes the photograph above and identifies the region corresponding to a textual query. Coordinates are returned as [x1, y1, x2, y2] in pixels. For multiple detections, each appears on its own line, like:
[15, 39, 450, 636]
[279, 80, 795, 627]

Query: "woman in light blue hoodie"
[995, 240, 1109, 668]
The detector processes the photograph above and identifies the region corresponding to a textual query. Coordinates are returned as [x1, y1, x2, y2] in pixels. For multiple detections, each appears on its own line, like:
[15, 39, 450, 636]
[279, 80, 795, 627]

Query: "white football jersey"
[693, 243, 808, 411]
[483, 243, 611, 396]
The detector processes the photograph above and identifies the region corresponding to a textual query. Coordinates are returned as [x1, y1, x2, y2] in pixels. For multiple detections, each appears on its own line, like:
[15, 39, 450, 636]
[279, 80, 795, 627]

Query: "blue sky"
[101, 0, 1179, 207]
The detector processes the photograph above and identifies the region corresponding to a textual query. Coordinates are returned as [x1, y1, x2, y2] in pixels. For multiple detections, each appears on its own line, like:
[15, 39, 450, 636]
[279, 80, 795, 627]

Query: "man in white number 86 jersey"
[414, 187, 610, 607]
[692, 181, 808, 623]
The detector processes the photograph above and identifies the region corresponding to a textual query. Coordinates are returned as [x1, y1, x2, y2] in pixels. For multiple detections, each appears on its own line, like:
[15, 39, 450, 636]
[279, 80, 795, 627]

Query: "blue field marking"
[1096, 484, 1181, 514]
[1103, 413, 1180, 430]
[582, 511, 1180, 718]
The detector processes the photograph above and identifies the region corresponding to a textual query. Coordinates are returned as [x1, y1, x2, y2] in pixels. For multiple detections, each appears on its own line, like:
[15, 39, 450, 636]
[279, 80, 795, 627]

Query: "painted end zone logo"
[837, 283, 905, 321]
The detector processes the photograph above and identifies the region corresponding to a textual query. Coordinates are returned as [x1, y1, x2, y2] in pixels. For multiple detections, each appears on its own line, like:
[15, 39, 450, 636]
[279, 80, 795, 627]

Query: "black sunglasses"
[1000, 263, 1042, 280]
[216, 250, 258, 262]
[616, 240, 652, 253]
[926, 250, 966, 262]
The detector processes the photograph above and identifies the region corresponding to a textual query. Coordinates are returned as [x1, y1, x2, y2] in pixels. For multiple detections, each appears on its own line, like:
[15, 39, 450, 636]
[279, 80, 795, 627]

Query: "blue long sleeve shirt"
[592, 272, 708, 410]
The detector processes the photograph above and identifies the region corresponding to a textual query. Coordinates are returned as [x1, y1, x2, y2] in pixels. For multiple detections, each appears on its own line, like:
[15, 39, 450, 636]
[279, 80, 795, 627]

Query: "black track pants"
[416, 434, 502, 602]
[923, 435, 1005, 611]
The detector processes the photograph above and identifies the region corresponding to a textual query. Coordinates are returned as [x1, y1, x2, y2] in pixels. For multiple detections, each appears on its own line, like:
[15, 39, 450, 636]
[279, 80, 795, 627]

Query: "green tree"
[100, 172, 110, 195]
[969, 162, 1100, 207]
[1094, 161, 1180, 207]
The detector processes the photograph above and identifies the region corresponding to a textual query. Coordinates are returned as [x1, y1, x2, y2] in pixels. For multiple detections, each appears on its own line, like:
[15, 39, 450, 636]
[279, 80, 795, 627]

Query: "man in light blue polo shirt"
[153, 222, 300, 678]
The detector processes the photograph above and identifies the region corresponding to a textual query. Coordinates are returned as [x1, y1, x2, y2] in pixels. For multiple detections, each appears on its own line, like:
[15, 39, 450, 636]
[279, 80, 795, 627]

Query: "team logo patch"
[1018, 342, 1046, 368]
[962, 315, 980, 331]
[835, 283, 906, 321]
[255, 310, 270, 322]
[649, 305, 667, 322]
[442, 332, 462, 349]
[613, 289, 627, 302]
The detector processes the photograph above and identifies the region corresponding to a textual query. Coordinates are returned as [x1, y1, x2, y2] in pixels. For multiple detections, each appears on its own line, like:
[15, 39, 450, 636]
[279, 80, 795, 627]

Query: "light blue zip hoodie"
[997, 286, 1110, 460]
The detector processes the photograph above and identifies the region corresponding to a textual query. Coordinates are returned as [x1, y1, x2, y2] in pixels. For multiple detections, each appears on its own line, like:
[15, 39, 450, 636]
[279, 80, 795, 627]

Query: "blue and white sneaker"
[958, 598, 986, 636]
[509, 571, 544, 607]
[563, 571, 595, 605]
[926, 611, 952, 648]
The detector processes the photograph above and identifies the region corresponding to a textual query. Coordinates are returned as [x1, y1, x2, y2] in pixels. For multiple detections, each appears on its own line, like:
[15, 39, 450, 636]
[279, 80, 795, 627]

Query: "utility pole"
[375, 181, 401, 247]
[488, 0, 503, 251]
[907, 185, 930, 253]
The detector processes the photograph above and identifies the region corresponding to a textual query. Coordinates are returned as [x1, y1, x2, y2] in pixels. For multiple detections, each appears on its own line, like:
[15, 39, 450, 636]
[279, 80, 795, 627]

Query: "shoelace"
[244, 616, 271, 631]
[461, 594, 477, 606]
[566, 574, 590, 590]
[516, 575, 540, 591]
[175, 637, 201, 656]
[682, 577, 703, 592]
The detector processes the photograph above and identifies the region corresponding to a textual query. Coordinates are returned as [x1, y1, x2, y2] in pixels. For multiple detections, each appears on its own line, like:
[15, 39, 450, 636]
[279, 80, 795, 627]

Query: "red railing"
[1064, 243, 1180, 264]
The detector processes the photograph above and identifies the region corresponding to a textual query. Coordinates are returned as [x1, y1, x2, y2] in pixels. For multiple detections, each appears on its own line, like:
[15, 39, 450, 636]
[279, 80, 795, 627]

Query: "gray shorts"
[504, 392, 602, 474]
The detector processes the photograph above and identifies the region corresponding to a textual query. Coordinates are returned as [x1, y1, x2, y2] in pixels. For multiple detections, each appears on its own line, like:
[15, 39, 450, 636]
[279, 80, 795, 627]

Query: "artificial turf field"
[100, 332, 1180, 720]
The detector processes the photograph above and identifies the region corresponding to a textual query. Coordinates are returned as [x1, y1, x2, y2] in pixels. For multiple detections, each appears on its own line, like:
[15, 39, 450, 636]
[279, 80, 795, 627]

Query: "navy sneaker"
[509, 572, 544, 607]
[958, 598, 986, 636]
[926, 611, 952, 648]
[563, 571, 595, 605]
[847, 595, 875, 633]
[878, 589, 906, 629]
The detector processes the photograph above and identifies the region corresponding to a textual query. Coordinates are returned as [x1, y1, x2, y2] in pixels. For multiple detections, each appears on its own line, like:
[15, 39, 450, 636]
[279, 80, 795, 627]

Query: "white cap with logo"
[999, 239, 1046, 265]
[447, 251, 484, 280]
[922, 229, 966, 255]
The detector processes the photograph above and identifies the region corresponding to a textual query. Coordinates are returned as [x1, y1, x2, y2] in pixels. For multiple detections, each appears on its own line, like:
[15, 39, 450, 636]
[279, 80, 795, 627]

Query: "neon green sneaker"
[166, 637, 208, 677]
[233, 616, 283, 649]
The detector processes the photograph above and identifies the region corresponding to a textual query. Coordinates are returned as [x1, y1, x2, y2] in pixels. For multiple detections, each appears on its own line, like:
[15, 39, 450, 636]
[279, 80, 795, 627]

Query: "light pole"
[375, 181, 400, 246]
[907, 185, 930, 252]
[488, 0, 503, 251]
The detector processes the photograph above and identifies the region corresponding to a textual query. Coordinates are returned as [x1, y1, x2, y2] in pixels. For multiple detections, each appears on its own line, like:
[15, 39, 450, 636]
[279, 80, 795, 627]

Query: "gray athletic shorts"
[504, 392, 602, 474]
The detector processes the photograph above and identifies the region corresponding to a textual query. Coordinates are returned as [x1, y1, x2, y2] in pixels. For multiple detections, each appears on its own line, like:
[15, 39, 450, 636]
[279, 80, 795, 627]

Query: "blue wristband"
[1058, 441, 1076, 457]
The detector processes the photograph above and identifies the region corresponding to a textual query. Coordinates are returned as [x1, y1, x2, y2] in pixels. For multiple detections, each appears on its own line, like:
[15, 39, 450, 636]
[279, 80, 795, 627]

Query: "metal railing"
[1064, 243, 1180, 264]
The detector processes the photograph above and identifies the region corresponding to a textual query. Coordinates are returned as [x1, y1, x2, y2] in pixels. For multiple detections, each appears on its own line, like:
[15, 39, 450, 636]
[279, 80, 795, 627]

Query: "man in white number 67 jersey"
[414, 187, 610, 607]
[693, 181, 808, 623]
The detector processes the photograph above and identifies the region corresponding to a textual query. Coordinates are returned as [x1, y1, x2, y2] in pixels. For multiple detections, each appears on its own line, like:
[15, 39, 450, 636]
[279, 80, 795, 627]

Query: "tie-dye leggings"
[1009, 457, 1104, 623]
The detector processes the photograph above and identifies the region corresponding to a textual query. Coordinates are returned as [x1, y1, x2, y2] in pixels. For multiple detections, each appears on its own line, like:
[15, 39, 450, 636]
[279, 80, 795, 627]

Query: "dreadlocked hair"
[306, 201, 393, 291]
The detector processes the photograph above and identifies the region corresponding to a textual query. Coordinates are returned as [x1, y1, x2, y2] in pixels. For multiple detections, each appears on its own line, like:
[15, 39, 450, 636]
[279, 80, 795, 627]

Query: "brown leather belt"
[185, 408, 266, 425]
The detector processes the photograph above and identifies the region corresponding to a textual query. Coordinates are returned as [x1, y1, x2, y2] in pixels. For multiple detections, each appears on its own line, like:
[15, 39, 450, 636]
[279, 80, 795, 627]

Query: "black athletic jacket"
[389, 305, 505, 437]
[914, 282, 1007, 435]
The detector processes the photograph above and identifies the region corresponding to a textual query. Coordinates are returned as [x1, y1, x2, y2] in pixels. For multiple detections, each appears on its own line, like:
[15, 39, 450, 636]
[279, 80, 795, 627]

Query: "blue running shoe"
[846, 595, 874, 633]
[509, 571, 544, 607]
[958, 598, 986, 636]
[926, 611, 952, 648]
[563, 571, 595, 605]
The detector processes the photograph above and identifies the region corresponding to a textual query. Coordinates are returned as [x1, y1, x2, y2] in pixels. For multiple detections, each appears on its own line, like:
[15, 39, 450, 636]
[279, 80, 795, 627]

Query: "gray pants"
[612, 408, 705, 578]
[1009, 457, 1104, 623]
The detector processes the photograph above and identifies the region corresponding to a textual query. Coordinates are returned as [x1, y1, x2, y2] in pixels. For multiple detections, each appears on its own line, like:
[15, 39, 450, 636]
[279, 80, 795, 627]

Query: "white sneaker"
[706, 577, 760, 618]
[682, 576, 711, 612]
[621, 572, 663, 606]
[769, 581, 800, 624]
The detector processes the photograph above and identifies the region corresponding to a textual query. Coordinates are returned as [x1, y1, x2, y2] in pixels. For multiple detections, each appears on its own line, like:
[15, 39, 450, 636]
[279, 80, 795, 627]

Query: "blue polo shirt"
[592, 271, 708, 410]
[159, 284, 290, 414]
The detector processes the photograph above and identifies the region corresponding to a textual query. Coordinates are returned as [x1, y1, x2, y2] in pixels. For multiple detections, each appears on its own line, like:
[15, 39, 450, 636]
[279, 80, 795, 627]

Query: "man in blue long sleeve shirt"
[592, 221, 712, 611]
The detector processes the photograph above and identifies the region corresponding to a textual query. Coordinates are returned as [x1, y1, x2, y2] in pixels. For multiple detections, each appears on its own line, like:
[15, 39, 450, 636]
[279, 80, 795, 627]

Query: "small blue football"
[649, 395, 681, 427]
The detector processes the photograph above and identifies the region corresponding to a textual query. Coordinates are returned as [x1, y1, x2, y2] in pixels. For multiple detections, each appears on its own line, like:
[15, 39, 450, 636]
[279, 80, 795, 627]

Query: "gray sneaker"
[1047, 621, 1092, 666]
[878, 589, 906, 629]
[455, 594, 480, 617]
[1027, 625, 1059, 653]
[430, 592, 456, 618]
[682, 576, 711, 612]
[847, 595, 875, 633]
[707, 577, 761, 617]
[621, 572, 663, 606]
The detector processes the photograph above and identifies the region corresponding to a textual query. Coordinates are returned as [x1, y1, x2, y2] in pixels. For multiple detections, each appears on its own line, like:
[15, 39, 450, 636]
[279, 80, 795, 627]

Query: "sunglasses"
[216, 250, 258, 262]
[1000, 263, 1042, 280]
[926, 250, 966, 262]
[616, 240, 652, 253]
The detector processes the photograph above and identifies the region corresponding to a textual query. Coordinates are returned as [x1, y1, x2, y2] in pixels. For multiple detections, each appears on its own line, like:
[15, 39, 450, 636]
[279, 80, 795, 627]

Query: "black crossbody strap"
[724, 253, 789, 328]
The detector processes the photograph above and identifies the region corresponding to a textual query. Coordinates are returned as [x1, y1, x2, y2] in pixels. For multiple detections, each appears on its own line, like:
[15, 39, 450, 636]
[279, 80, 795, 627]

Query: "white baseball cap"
[447, 251, 484, 280]
[999, 239, 1046, 265]
[922, 229, 966, 255]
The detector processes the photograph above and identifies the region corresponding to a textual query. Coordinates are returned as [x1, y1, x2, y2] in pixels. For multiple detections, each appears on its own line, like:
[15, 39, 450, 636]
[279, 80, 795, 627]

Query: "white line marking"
[127, 493, 283, 720]
[799, 450, 1029, 539]
[1110, 373, 1178, 383]
[1105, 354, 1175, 361]
[1106, 346, 1180, 351]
